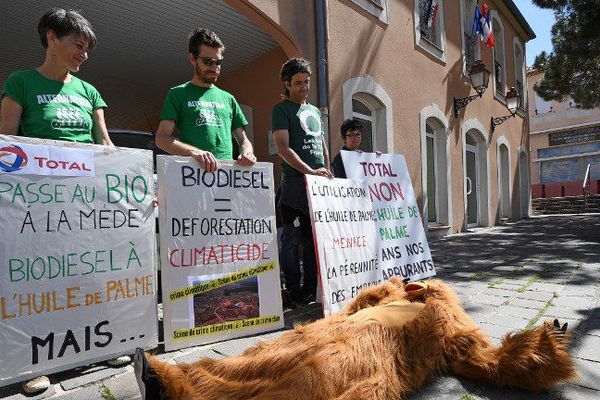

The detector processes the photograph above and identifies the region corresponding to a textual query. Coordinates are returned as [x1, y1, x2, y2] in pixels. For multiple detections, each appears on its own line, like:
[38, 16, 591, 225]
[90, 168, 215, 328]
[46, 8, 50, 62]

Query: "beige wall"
[218, 46, 289, 184]
[527, 71, 600, 184]
[322, 0, 531, 231]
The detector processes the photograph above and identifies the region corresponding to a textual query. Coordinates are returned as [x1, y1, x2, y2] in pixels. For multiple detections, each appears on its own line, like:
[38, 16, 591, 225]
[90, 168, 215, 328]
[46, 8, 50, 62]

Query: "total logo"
[0, 145, 28, 172]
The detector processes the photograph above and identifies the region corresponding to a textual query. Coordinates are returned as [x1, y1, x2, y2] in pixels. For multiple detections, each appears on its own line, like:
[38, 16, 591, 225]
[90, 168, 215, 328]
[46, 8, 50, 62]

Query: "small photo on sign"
[188, 275, 260, 327]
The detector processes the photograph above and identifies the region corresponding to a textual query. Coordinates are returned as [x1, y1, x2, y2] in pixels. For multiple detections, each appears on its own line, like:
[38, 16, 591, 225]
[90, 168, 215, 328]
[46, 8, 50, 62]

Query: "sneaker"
[22, 375, 50, 394]
[107, 355, 132, 366]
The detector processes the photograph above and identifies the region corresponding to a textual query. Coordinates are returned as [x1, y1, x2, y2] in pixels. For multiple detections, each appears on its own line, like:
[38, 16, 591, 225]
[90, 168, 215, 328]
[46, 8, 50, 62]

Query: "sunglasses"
[198, 57, 224, 67]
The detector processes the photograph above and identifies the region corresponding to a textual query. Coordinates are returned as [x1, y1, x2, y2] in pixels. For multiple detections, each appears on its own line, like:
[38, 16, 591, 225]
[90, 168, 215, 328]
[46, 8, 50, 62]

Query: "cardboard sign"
[305, 176, 379, 316]
[341, 151, 436, 282]
[158, 157, 283, 351]
[0, 135, 158, 386]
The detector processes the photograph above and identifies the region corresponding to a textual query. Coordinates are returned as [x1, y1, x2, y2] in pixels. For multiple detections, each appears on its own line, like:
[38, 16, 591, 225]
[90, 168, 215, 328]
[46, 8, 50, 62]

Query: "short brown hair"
[38, 8, 97, 50]
[188, 28, 224, 58]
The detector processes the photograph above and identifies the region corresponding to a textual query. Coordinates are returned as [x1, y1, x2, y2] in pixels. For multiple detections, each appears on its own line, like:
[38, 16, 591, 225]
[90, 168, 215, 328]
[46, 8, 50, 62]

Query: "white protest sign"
[341, 151, 436, 281]
[305, 176, 380, 316]
[0, 135, 158, 387]
[158, 157, 283, 351]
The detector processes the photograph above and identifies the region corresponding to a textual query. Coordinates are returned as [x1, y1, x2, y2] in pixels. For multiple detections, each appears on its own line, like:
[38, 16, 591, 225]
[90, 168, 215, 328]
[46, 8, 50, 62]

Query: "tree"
[531, 0, 600, 109]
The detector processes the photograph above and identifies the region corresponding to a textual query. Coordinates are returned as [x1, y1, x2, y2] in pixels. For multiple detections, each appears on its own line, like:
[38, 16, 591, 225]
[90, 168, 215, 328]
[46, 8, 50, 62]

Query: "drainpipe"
[315, 0, 331, 161]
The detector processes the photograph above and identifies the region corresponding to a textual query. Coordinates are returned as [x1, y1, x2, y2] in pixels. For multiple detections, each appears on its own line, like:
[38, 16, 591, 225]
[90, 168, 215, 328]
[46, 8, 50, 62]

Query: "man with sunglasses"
[156, 28, 255, 171]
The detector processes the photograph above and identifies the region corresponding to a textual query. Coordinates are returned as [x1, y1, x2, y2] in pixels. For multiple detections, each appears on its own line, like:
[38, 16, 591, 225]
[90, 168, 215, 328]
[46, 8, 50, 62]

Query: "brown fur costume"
[141, 278, 576, 400]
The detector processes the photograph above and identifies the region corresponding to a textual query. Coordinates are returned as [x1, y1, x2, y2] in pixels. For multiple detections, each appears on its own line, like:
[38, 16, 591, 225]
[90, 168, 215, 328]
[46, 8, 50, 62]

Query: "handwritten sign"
[0, 135, 158, 387]
[341, 151, 436, 282]
[157, 157, 283, 351]
[305, 176, 379, 316]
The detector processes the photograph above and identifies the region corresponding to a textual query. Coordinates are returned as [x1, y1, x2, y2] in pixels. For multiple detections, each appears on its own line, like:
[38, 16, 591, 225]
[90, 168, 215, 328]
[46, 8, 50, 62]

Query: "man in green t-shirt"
[156, 28, 255, 171]
[271, 57, 332, 304]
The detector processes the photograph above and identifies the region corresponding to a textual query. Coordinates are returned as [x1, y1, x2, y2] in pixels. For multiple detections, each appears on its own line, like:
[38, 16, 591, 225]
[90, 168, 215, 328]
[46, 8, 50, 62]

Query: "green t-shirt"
[1, 69, 106, 143]
[159, 83, 247, 160]
[271, 100, 325, 177]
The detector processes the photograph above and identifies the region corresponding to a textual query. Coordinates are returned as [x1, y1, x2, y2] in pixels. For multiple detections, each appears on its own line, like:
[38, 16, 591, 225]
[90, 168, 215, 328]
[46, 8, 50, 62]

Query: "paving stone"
[528, 282, 565, 293]
[471, 295, 507, 307]
[478, 322, 511, 339]
[572, 358, 600, 391]
[543, 306, 589, 321]
[174, 348, 222, 365]
[60, 365, 128, 391]
[1, 385, 57, 400]
[488, 314, 531, 330]
[516, 290, 556, 302]
[508, 297, 548, 309]
[54, 384, 104, 400]
[550, 383, 600, 400]
[496, 305, 540, 319]
[472, 386, 550, 400]
[210, 336, 262, 357]
[582, 318, 600, 338]
[408, 376, 467, 400]
[492, 282, 524, 291]
[561, 285, 598, 297]
[553, 296, 595, 310]
[486, 288, 517, 298]
[103, 371, 142, 400]
[576, 335, 600, 362]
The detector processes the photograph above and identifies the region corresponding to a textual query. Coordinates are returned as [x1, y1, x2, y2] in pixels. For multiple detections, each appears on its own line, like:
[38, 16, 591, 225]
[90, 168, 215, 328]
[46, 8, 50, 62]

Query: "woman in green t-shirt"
[0, 8, 113, 146]
[0, 8, 123, 395]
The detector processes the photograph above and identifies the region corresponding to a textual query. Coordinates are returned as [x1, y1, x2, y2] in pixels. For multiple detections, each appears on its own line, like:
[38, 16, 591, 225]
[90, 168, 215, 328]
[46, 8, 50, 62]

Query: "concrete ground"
[1, 214, 599, 400]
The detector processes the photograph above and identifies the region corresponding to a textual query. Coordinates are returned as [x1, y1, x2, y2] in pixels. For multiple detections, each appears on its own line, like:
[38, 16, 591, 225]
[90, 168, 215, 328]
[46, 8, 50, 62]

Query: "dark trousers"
[279, 204, 317, 291]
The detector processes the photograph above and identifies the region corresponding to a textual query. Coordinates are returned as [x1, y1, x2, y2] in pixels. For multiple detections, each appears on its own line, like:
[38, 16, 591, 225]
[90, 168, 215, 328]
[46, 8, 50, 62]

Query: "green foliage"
[531, 0, 600, 109]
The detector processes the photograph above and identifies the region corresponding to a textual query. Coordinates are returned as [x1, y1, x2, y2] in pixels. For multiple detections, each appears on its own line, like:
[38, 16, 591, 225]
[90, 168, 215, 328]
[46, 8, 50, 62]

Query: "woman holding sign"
[0, 8, 113, 146]
[0, 8, 123, 394]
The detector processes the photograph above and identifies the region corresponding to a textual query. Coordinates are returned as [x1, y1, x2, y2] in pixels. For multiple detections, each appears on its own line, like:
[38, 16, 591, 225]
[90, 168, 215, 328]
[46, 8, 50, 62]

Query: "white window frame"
[496, 136, 512, 220]
[352, 98, 376, 152]
[459, 0, 481, 76]
[342, 76, 394, 153]
[491, 11, 507, 102]
[414, 0, 447, 62]
[461, 118, 491, 229]
[513, 38, 526, 112]
[419, 104, 452, 232]
[351, 0, 389, 23]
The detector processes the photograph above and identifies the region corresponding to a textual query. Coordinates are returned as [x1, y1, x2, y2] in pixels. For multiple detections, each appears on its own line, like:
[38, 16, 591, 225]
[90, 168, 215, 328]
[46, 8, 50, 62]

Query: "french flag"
[473, 3, 495, 47]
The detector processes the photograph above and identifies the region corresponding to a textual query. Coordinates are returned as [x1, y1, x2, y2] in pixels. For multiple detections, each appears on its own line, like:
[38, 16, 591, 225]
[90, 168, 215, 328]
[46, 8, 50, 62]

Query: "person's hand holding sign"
[192, 149, 219, 172]
[312, 167, 333, 178]
[236, 150, 256, 167]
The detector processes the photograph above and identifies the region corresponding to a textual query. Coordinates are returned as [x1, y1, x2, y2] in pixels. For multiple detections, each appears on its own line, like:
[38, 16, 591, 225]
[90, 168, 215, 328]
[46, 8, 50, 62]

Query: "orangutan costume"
[135, 278, 576, 400]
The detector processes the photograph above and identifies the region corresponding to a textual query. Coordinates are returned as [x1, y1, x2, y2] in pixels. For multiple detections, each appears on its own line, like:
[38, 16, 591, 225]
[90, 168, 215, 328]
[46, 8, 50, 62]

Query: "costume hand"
[236, 151, 256, 166]
[192, 150, 219, 172]
[311, 167, 333, 178]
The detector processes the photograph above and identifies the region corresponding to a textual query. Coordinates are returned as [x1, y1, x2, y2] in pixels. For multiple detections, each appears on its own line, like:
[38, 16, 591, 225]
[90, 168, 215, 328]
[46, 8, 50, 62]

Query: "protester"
[271, 57, 331, 304]
[0, 8, 112, 146]
[331, 119, 364, 178]
[155, 28, 255, 171]
[0, 8, 124, 394]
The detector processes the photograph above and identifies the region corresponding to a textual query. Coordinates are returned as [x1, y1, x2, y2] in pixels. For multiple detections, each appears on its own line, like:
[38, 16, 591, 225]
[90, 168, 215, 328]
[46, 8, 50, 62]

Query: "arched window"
[352, 98, 374, 152]
[343, 76, 393, 153]
[420, 106, 451, 231]
[492, 15, 507, 98]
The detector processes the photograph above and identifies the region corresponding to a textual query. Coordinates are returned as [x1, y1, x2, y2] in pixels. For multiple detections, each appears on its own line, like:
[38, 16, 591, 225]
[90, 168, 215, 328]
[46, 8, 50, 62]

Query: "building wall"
[527, 70, 600, 186]
[321, 0, 532, 231]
